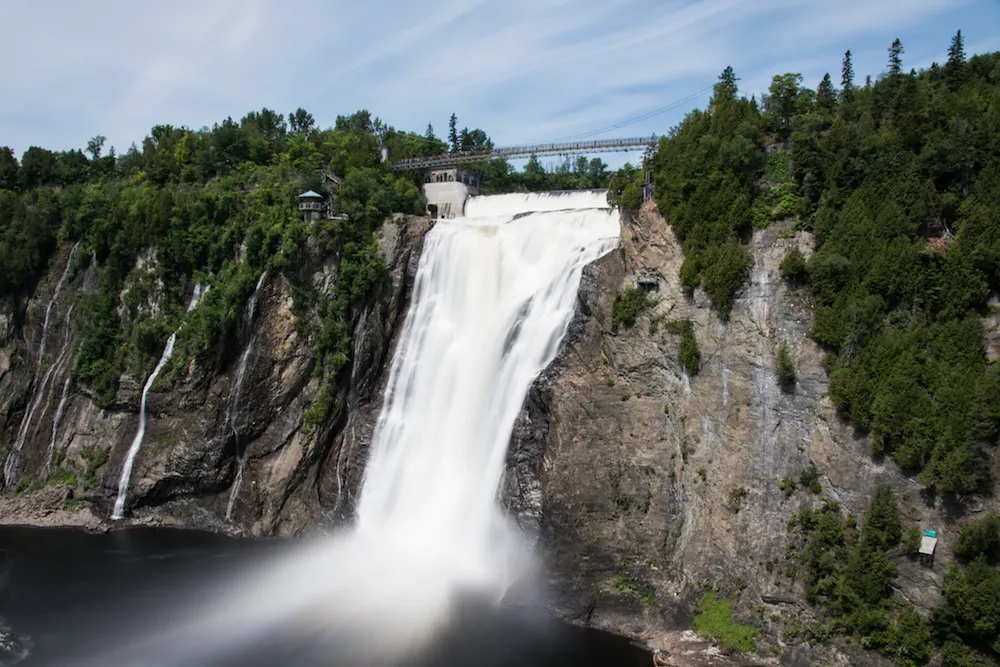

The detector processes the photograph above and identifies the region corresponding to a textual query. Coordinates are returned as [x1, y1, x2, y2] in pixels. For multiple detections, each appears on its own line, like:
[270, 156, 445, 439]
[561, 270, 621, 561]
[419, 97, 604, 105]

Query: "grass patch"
[692, 591, 757, 653]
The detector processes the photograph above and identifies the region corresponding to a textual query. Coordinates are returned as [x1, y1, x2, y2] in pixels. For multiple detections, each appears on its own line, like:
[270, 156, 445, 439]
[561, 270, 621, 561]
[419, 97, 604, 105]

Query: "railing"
[298, 201, 326, 211]
[392, 136, 657, 170]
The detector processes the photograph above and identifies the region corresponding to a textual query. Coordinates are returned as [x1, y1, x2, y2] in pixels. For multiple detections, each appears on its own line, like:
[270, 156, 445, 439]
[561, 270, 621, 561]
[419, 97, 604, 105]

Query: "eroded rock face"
[505, 202, 997, 662]
[0, 215, 429, 534]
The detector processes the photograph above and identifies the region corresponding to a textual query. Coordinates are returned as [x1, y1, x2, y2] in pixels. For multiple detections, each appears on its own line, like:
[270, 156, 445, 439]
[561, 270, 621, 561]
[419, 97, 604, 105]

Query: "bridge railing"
[392, 135, 658, 171]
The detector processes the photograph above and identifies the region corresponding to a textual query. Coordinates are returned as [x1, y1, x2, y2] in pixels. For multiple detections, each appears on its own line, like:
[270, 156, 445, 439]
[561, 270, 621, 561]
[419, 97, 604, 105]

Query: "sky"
[2, 0, 998, 170]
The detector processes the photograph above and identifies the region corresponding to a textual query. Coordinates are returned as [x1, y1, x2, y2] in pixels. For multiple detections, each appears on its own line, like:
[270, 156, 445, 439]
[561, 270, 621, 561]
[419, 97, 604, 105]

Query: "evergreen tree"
[841, 50, 854, 102]
[817, 73, 837, 110]
[946, 29, 967, 88]
[889, 38, 904, 76]
[424, 123, 436, 142]
[448, 113, 459, 153]
[714, 66, 739, 101]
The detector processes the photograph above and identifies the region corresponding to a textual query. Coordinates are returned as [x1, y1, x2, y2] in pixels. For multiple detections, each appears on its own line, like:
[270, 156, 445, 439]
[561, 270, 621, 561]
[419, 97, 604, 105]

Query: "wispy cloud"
[1, 0, 996, 158]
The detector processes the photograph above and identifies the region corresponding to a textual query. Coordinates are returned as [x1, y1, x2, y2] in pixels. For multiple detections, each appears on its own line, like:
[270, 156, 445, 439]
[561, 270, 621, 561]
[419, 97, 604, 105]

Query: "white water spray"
[3, 243, 78, 486]
[225, 272, 267, 521]
[92, 191, 620, 666]
[112, 284, 207, 520]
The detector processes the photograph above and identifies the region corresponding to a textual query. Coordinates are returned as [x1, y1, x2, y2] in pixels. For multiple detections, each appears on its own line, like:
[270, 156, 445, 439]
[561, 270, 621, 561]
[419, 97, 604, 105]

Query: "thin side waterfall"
[225, 271, 267, 521]
[47, 373, 74, 473]
[89, 191, 620, 667]
[3, 243, 78, 486]
[32, 304, 75, 448]
[111, 284, 208, 520]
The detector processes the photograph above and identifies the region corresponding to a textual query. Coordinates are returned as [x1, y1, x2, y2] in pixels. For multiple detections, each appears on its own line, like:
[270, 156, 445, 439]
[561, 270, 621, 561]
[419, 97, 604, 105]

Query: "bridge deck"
[392, 136, 657, 170]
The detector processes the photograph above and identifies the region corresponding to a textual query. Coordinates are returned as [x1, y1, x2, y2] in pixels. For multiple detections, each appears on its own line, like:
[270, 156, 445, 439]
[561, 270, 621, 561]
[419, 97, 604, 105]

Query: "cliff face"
[0, 215, 429, 535]
[510, 202, 998, 665]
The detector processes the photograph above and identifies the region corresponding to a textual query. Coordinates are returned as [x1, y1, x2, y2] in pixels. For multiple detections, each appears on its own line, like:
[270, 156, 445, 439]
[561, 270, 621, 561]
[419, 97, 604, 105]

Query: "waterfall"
[3, 243, 78, 487]
[43, 304, 77, 473]
[111, 284, 207, 520]
[87, 192, 620, 666]
[225, 271, 267, 521]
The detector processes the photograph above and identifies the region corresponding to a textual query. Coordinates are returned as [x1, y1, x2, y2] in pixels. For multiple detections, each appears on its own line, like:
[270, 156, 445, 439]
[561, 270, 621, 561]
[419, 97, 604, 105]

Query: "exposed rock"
[506, 202, 997, 663]
[0, 215, 429, 537]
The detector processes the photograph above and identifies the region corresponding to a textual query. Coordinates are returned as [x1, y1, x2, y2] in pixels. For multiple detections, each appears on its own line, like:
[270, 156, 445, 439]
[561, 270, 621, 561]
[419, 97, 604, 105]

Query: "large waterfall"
[85, 192, 620, 666]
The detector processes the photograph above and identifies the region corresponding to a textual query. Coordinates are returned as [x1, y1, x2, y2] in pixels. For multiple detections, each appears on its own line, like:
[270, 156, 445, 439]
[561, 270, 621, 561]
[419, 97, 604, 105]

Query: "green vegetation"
[692, 591, 757, 653]
[798, 466, 821, 494]
[953, 512, 1000, 564]
[80, 444, 110, 490]
[651, 35, 1000, 496]
[611, 287, 648, 332]
[1, 109, 425, 410]
[779, 246, 809, 284]
[775, 341, 797, 392]
[676, 318, 701, 375]
[614, 572, 658, 607]
[786, 488, 938, 665]
[779, 477, 797, 498]
[607, 163, 645, 212]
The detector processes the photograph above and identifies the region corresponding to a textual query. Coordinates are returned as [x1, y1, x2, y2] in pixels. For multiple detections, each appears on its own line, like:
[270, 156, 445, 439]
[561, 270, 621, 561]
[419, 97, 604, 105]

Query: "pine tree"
[947, 29, 966, 66]
[946, 30, 967, 89]
[817, 73, 837, 110]
[841, 50, 854, 101]
[424, 123, 435, 141]
[448, 113, 459, 153]
[888, 38, 904, 76]
[713, 66, 739, 101]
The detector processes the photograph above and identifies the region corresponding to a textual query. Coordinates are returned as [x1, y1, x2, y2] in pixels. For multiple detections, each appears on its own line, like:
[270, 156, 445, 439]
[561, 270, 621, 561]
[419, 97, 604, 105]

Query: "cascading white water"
[111, 285, 208, 520]
[33, 304, 75, 449]
[225, 271, 267, 521]
[85, 192, 620, 666]
[3, 243, 78, 486]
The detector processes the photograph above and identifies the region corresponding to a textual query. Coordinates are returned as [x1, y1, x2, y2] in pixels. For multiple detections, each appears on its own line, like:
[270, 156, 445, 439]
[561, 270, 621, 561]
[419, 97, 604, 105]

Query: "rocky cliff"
[511, 202, 999, 665]
[0, 215, 429, 536]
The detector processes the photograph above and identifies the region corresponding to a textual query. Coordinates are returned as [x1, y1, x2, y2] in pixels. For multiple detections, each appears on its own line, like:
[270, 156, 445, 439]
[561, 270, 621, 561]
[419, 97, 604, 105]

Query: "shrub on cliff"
[611, 287, 647, 332]
[677, 319, 701, 375]
[779, 246, 809, 284]
[775, 342, 797, 392]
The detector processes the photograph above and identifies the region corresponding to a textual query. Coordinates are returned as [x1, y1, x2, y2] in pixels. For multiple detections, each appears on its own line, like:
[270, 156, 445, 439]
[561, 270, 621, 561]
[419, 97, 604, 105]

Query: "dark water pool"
[0, 527, 649, 667]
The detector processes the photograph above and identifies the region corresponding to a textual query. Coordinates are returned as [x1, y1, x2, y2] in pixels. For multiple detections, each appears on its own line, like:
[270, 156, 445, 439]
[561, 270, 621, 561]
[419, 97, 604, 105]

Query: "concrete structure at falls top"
[421, 166, 481, 219]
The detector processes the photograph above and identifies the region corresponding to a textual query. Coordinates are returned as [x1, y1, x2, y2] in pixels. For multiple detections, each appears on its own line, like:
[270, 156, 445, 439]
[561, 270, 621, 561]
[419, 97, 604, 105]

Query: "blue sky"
[2, 0, 998, 169]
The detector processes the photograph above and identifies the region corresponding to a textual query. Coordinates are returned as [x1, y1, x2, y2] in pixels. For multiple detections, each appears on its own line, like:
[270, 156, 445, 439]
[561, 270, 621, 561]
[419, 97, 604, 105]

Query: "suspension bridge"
[391, 136, 659, 171]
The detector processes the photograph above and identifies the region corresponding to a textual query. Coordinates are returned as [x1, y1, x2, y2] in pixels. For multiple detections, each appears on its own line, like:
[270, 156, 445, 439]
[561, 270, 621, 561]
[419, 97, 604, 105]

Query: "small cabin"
[919, 528, 938, 567]
[298, 190, 327, 222]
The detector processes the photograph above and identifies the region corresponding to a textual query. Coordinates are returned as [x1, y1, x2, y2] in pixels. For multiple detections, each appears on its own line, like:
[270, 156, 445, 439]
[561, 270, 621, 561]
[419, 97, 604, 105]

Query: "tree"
[714, 66, 739, 102]
[86, 135, 106, 160]
[448, 113, 459, 153]
[19, 146, 57, 189]
[289, 108, 315, 135]
[889, 38, 904, 76]
[841, 49, 855, 92]
[0, 147, 17, 191]
[947, 29, 966, 66]
[817, 73, 837, 110]
[946, 30, 967, 89]
[767, 73, 803, 138]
